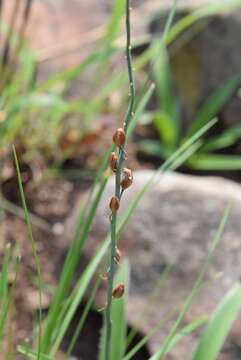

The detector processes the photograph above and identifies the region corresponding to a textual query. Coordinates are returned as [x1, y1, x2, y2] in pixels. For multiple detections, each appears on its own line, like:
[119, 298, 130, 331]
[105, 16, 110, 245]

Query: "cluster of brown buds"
[105, 127, 134, 300]
[109, 128, 133, 204]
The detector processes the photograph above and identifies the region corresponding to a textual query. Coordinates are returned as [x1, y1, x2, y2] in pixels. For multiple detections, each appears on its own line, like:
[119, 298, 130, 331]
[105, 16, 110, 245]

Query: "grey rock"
[66, 170, 241, 359]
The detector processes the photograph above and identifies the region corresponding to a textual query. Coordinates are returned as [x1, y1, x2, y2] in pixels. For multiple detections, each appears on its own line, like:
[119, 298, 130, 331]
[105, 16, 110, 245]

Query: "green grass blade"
[162, 0, 177, 42]
[193, 283, 241, 360]
[109, 259, 130, 360]
[187, 74, 241, 137]
[149, 206, 230, 360]
[99, 260, 130, 360]
[13, 146, 42, 360]
[153, 110, 179, 148]
[201, 124, 241, 152]
[161, 317, 207, 357]
[65, 279, 101, 358]
[49, 236, 110, 356]
[41, 175, 108, 352]
[139, 139, 171, 159]
[0, 254, 20, 357]
[0, 244, 12, 344]
[188, 154, 241, 170]
[152, 44, 179, 146]
[105, 0, 125, 45]
[17, 346, 53, 360]
[0, 244, 11, 304]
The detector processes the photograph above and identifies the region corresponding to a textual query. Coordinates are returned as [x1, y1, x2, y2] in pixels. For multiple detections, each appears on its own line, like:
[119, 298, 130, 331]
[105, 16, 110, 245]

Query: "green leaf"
[99, 260, 130, 360]
[153, 111, 178, 148]
[202, 124, 241, 152]
[139, 139, 171, 159]
[13, 146, 43, 359]
[0, 244, 11, 341]
[65, 280, 101, 357]
[193, 283, 241, 360]
[188, 154, 241, 170]
[105, 0, 125, 45]
[110, 259, 130, 360]
[163, 317, 207, 356]
[17, 346, 53, 360]
[42, 175, 109, 353]
[187, 74, 241, 137]
[152, 43, 179, 145]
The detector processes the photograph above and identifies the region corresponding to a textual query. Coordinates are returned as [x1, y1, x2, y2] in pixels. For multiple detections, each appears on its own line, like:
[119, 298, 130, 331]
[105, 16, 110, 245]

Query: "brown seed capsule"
[121, 168, 133, 190]
[109, 152, 118, 172]
[109, 196, 120, 214]
[112, 283, 125, 299]
[114, 247, 122, 265]
[113, 128, 125, 147]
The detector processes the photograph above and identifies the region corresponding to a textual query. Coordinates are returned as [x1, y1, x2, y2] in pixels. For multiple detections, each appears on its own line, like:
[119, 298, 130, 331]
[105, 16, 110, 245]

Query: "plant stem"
[105, 1, 135, 360]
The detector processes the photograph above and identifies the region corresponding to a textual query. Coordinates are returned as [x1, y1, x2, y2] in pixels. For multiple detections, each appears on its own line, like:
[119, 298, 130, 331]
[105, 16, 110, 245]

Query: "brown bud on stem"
[113, 128, 125, 147]
[114, 247, 121, 265]
[121, 168, 133, 190]
[109, 152, 118, 173]
[109, 196, 120, 214]
[112, 283, 125, 299]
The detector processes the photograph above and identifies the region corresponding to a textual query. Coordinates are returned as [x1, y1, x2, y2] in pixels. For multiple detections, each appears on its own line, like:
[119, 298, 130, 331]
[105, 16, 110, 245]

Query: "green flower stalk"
[104, 1, 135, 359]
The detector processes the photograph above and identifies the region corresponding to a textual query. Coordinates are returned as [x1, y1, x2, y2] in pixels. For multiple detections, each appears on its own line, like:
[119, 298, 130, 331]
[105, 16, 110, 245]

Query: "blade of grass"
[152, 44, 179, 147]
[124, 316, 206, 360]
[188, 154, 241, 170]
[105, 0, 125, 46]
[65, 278, 101, 358]
[202, 124, 241, 152]
[17, 346, 53, 360]
[187, 74, 241, 137]
[193, 283, 241, 360]
[41, 174, 109, 352]
[0, 252, 20, 354]
[13, 145, 42, 360]
[162, 317, 207, 356]
[0, 244, 12, 346]
[99, 260, 130, 360]
[110, 259, 130, 360]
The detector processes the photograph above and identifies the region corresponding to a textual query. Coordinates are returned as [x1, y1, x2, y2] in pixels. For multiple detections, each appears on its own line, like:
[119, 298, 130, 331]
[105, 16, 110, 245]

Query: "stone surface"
[66, 170, 241, 359]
